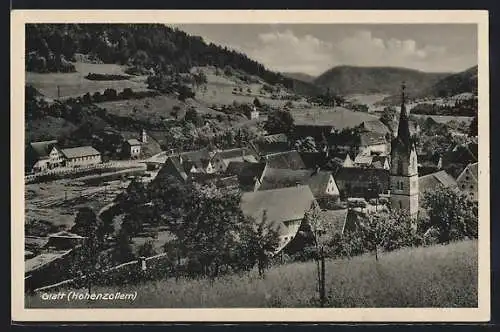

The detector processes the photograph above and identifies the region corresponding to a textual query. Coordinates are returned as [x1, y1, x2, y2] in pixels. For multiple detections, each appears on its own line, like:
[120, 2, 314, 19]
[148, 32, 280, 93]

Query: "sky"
[172, 24, 478, 76]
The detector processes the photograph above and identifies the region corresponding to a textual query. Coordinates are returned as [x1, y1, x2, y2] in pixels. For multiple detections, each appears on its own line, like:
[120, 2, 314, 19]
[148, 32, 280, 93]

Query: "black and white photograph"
[11, 10, 489, 322]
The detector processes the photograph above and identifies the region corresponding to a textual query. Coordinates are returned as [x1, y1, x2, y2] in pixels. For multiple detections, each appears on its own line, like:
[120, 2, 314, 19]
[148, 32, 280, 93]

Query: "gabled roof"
[226, 161, 267, 191]
[354, 154, 373, 165]
[179, 148, 211, 163]
[213, 147, 256, 161]
[240, 185, 316, 236]
[360, 120, 390, 135]
[259, 133, 289, 144]
[335, 167, 390, 185]
[299, 151, 329, 169]
[318, 209, 349, 235]
[264, 150, 307, 170]
[48, 231, 86, 239]
[29, 140, 58, 159]
[127, 139, 142, 146]
[259, 168, 333, 198]
[457, 162, 478, 182]
[419, 170, 458, 195]
[155, 156, 188, 183]
[359, 131, 387, 146]
[60, 146, 101, 159]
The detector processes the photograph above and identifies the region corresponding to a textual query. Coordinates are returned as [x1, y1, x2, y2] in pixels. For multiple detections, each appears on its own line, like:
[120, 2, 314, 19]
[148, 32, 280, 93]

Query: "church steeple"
[396, 81, 411, 148]
[389, 81, 419, 219]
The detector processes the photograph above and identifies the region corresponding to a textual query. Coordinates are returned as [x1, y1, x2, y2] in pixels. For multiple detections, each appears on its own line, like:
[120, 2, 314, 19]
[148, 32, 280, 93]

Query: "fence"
[25, 161, 146, 184]
[31, 252, 184, 294]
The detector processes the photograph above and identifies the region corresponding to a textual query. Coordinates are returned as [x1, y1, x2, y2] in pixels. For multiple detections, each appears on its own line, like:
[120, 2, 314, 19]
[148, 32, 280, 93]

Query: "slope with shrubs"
[26, 240, 477, 308]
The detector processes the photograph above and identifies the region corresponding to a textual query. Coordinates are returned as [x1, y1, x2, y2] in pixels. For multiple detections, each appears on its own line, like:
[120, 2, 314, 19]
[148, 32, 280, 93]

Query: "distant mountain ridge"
[282, 72, 317, 83]
[312, 65, 451, 96]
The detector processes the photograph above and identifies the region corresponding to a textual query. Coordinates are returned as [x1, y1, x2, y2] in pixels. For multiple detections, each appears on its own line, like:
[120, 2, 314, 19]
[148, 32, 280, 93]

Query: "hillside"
[25, 24, 312, 97]
[282, 72, 317, 83]
[313, 65, 450, 96]
[419, 65, 478, 98]
[26, 240, 477, 308]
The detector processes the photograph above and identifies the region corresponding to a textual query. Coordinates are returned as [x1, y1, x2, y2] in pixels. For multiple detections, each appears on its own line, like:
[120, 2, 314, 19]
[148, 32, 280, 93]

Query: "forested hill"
[313, 65, 451, 95]
[25, 24, 301, 92]
[419, 65, 478, 98]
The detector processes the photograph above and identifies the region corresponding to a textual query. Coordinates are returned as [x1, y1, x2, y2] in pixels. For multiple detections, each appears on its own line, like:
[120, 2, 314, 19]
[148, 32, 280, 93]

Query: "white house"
[60, 146, 102, 168]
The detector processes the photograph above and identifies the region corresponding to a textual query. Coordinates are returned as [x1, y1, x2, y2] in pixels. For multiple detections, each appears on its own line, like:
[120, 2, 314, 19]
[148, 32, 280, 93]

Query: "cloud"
[243, 30, 335, 76]
[335, 30, 449, 71]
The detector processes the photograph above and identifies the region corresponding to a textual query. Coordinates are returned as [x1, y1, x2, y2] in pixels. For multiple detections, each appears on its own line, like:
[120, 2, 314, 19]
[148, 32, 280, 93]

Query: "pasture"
[26, 240, 477, 308]
[26, 62, 149, 99]
[291, 107, 380, 129]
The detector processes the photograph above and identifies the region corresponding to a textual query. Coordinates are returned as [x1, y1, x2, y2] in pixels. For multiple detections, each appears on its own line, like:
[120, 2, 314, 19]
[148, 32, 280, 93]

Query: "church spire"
[397, 81, 411, 148]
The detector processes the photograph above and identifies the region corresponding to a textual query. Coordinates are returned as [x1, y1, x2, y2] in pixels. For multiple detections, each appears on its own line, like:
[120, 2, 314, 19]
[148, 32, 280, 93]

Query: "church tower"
[390, 82, 419, 218]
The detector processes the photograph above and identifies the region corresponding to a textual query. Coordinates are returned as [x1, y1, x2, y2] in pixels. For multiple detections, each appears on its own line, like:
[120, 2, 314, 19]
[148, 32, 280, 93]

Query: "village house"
[26, 140, 64, 173]
[357, 131, 390, 156]
[60, 146, 102, 168]
[418, 170, 458, 201]
[251, 133, 290, 156]
[359, 120, 391, 135]
[249, 105, 259, 120]
[211, 147, 258, 172]
[179, 148, 216, 174]
[225, 161, 267, 192]
[124, 139, 142, 159]
[353, 153, 390, 170]
[46, 231, 87, 251]
[456, 162, 478, 201]
[258, 167, 340, 209]
[334, 167, 390, 199]
[240, 185, 319, 254]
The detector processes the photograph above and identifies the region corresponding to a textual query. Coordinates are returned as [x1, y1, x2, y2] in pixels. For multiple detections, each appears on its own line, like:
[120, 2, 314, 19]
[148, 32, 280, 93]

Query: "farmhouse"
[258, 167, 340, 208]
[456, 162, 478, 201]
[26, 140, 64, 173]
[60, 146, 102, 168]
[211, 147, 258, 172]
[240, 185, 318, 253]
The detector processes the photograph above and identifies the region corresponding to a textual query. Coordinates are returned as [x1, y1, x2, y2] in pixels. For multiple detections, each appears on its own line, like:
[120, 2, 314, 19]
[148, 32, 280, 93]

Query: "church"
[389, 82, 419, 218]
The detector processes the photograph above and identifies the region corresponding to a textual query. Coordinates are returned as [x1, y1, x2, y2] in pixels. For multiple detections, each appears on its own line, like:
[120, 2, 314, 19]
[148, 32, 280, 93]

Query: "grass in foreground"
[25, 240, 477, 308]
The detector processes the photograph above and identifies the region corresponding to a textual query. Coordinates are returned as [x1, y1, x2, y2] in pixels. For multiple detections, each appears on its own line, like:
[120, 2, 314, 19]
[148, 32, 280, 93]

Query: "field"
[345, 93, 390, 106]
[193, 66, 310, 108]
[291, 107, 380, 129]
[25, 164, 147, 231]
[411, 114, 474, 125]
[26, 62, 149, 99]
[26, 240, 477, 308]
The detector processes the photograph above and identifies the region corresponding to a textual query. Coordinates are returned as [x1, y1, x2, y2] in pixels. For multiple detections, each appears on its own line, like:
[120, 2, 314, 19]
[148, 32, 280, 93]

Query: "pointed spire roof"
[396, 81, 411, 148]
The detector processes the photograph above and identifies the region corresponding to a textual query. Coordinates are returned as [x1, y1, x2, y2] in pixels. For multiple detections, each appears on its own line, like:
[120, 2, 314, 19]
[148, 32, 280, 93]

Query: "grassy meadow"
[291, 107, 380, 129]
[26, 62, 149, 99]
[26, 240, 477, 308]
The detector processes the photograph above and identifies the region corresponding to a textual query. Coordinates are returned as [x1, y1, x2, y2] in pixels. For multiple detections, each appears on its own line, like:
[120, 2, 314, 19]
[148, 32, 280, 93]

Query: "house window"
[470, 185, 474, 190]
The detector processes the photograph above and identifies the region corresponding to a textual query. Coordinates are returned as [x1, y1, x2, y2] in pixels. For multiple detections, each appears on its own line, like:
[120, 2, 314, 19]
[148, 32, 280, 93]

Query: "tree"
[71, 207, 104, 245]
[264, 109, 295, 135]
[294, 136, 317, 152]
[380, 106, 397, 129]
[237, 210, 280, 277]
[422, 186, 478, 243]
[175, 183, 247, 278]
[253, 97, 262, 108]
[468, 115, 478, 137]
[114, 226, 135, 263]
[138, 240, 157, 257]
